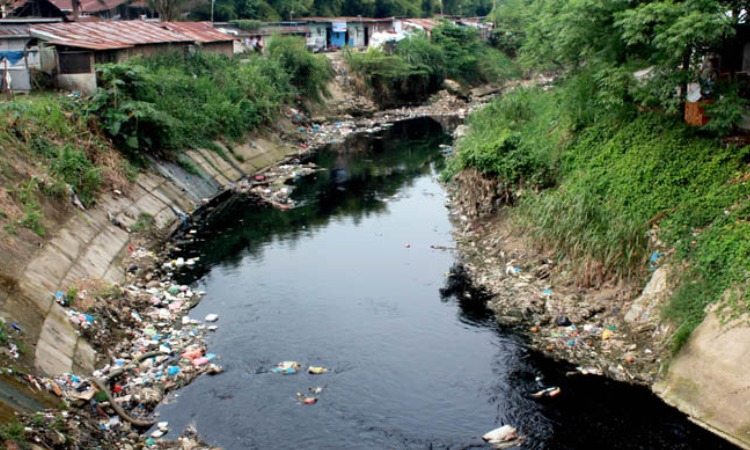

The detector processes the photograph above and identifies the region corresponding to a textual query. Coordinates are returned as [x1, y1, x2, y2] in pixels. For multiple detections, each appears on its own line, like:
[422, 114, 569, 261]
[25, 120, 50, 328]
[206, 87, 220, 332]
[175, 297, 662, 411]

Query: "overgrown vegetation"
[0, 36, 331, 238]
[446, 0, 750, 351]
[0, 94, 132, 236]
[346, 25, 518, 107]
[87, 41, 331, 161]
[187, 0, 493, 22]
[0, 420, 27, 447]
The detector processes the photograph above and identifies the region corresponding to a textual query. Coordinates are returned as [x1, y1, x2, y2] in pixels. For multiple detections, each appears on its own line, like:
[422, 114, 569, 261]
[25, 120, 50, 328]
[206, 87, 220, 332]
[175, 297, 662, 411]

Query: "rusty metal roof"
[46, 0, 127, 13]
[159, 21, 236, 44]
[30, 20, 234, 51]
[11, 0, 128, 13]
[0, 25, 31, 37]
[400, 18, 438, 31]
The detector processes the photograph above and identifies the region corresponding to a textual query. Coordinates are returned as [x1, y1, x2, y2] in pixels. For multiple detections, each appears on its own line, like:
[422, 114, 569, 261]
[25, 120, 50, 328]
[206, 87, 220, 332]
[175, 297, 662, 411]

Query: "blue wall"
[331, 31, 346, 47]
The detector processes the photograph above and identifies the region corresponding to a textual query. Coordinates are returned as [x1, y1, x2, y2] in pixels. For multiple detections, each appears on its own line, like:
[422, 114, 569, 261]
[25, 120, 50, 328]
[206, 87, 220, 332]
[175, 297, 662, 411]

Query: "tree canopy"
[494, 0, 739, 115]
[187, 0, 494, 21]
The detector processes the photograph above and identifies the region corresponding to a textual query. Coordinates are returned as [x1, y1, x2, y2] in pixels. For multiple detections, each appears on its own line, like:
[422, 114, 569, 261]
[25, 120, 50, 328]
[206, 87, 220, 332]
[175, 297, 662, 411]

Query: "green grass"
[446, 84, 750, 352]
[130, 212, 155, 233]
[346, 26, 520, 107]
[442, 87, 565, 187]
[0, 420, 27, 446]
[88, 42, 331, 160]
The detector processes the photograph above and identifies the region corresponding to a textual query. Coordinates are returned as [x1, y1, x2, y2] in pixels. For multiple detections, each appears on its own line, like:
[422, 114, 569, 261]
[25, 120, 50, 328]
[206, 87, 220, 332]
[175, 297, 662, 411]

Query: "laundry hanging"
[0, 51, 25, 65]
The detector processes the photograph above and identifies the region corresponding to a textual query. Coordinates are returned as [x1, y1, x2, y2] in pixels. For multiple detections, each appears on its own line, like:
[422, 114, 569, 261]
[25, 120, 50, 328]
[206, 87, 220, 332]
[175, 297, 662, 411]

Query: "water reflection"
[175, 118, 448, 283]
[159, 117, 739, 450]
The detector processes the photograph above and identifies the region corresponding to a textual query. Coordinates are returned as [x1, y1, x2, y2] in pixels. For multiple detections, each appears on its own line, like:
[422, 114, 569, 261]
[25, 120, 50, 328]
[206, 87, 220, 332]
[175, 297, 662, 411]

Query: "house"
[7, 0, 152, 21]
[29, 20, 235, 94]
[304, 17, 395, 50]
[0, 25, 33, 92]
[215, 21, 308, 54]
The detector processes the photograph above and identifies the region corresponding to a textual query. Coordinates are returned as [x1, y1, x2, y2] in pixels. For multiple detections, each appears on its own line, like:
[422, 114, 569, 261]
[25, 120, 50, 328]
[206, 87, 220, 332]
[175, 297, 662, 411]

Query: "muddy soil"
[447, 169, 672, 386]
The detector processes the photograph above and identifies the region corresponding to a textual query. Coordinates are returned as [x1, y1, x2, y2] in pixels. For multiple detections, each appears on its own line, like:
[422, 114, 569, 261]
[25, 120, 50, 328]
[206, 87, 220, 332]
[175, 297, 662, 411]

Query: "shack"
[304, 17, 395, 50]
[215, 21, 308, 54]
[0, 24, 44, 93]
[29, 21, 235, 94]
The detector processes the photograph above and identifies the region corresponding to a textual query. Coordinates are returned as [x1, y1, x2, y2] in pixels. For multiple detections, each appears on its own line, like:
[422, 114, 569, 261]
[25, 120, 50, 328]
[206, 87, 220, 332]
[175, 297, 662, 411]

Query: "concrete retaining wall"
[6, 136, 293, 376]
[654, 303, 750, 450]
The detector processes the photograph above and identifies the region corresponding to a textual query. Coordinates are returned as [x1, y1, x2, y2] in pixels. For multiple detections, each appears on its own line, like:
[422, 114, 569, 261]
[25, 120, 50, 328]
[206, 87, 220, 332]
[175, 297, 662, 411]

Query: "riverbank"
[447, 169, 667, 385]
[443, 91, 750, 449]
[0, 83, 489, 448]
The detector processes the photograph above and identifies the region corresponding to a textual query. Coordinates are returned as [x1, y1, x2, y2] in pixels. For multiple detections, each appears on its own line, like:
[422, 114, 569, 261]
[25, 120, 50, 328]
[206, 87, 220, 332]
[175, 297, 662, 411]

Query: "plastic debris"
[296, 392, 318, 404]
[204, 314, 219, 322]
[483, 425, 518, 444]
[530, 386, 561, 398]
[271, 361, 301, 374]
[308, 366, 327, 374]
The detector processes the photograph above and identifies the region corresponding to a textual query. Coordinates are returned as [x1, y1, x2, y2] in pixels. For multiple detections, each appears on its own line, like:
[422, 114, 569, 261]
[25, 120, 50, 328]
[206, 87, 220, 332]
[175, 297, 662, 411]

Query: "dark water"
[158, 119, 738, 450]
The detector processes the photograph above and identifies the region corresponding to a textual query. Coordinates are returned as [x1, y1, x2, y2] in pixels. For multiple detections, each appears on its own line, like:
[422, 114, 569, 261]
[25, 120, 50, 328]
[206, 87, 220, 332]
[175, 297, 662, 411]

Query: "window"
[94, 51, 116, 64]
[58, 51, 91, 74]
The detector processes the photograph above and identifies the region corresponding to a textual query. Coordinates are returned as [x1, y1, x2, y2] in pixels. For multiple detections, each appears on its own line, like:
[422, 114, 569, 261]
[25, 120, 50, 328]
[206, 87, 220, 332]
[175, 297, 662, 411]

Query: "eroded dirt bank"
[447, 168, 750, 450]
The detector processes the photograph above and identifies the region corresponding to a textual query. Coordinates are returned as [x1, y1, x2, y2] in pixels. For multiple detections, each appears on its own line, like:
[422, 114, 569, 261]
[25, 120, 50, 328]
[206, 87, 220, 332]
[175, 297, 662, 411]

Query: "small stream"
[157, 118, 738, 449]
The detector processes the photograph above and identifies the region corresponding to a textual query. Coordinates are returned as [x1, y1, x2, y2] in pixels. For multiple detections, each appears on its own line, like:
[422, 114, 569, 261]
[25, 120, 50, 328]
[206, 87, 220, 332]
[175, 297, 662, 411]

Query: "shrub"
[265, 35, 333, 102]
[346, 47, 442, 107]
[88, 49, 316, 159]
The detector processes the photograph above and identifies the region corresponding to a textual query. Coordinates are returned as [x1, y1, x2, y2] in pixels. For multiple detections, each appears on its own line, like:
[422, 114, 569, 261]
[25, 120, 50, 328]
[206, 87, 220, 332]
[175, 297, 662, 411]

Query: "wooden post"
[4, 58, 11, 101]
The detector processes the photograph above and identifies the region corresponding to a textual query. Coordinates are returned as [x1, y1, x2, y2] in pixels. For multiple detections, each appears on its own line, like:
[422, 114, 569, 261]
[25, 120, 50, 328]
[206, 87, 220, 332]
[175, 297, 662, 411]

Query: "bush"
[446, 83, 750, 350]
[265, 35, 333, 102]
[442, 87, 564, 187]
[346, 47, 441, 107]
[87, 48, 326, 159]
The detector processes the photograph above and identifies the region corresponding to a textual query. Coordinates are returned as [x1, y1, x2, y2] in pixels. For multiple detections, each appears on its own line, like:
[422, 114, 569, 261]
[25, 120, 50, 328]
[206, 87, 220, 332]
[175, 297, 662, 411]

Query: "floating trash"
[271, 361, 301, 374]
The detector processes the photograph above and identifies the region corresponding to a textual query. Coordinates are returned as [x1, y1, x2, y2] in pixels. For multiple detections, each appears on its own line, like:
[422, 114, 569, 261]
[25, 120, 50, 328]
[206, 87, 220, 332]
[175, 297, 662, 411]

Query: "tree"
[616, 0, 732, 109]
[512, 0, 735, 114]
[148, 0, 189, 21]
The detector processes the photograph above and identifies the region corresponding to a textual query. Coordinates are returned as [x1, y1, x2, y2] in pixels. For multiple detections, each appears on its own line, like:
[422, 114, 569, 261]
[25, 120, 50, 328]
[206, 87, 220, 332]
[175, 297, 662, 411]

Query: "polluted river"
[155, 118, 738, 449]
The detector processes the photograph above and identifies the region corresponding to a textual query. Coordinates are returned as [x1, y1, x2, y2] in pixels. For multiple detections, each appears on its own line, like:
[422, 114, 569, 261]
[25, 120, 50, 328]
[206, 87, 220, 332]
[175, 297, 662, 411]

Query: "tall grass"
[447, 84, 750, 350]
[89, 42, 332, 159]
[442, 87, 564, 187]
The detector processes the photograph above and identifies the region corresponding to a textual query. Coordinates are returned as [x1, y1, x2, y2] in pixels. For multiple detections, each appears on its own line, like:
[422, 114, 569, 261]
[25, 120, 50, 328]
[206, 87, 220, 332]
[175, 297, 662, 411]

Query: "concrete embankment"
[0, 134, 295, 379]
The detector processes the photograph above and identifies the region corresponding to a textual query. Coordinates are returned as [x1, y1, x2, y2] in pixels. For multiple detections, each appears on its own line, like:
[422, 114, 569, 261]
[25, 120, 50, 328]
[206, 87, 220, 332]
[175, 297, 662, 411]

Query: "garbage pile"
[14, 408, 219, 450]
[234, 159, 319, 210]
[447, 173, 666, 385]
[18, 246, 226, 448]
[0, 317, 23, 361]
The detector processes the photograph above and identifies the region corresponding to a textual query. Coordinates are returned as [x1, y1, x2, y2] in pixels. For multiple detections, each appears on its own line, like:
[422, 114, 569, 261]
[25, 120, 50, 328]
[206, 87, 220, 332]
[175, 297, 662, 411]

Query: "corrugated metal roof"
[0, 25, 31, 37]
[256, 25, 308, 36]
[28, 0, 128, 13]
[10, 0, 133, 13]
[400, 18, 438, 31]
[160, 21, 236, 44]
[30, 20, 233, 51]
